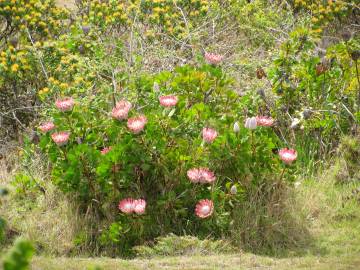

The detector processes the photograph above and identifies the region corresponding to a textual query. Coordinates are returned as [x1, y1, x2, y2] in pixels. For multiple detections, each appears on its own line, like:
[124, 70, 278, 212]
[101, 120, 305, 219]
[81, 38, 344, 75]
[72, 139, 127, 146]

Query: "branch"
[26, 28, 49, 80]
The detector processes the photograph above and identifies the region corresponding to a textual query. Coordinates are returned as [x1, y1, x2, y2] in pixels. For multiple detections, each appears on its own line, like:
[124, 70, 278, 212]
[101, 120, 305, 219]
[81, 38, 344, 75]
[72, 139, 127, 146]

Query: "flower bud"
[244, 117, 257, 130]
[302, 109, 312, 120]
[233, 122, 240, 133]
[230, 185, 237, 195]
[351, 50, 360, 61]
[82, 25, 90, 35]
[341, 31, 352, 42]
[256, 67, 266, 79]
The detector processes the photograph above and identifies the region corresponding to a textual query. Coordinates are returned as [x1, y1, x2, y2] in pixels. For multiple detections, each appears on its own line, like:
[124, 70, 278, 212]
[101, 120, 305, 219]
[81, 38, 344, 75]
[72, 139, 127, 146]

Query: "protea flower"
[187, 168, 216, 184]
[55, 97, 74, 112]
[159, 95, 178, 107]
[195, 199, 214, 219]
[112, 100, 132, 120]
[199, 168, 216, 183]
[205, 52, 223, 65]
[244, 117, 257, 129]
[256, 116, 274, 127]
[100, 147, 112, 155]
[233, 122, 240, 133]
[39, 121, 55, 133]
[127, 115, 147, 134]
[133, 199, 146, 214]
[118, 198, 135, 214]
[279, 148, 297, 164]
[51, 131, 70, 146]
[202, 127, 217, 143]
[187, 168, 202, 183]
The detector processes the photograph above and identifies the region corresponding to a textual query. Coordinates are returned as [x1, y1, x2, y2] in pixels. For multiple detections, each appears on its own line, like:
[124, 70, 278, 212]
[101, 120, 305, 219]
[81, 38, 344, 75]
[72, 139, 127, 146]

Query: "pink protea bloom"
[112, 100, 132, 120]
[51, 131, 70, 146]
[202, 127, 218, 143]
[199, 168, 216, 183]
[100, 147, 112, 155]
[279, 148, 297, 164]
[256, 116, 274, 127]
[55, 97, 75, 112]
[187, 168, 202, 183]
[133, 199, 146, 215]
[159, 95, 178, 107]
[39, 121, 55, 133]
[187, 168, 216, 184]
[127, 115, 147, 134]
[118, 198, 135, 214]
[205, 52, 223, 65]
[195, 199, 214, 219]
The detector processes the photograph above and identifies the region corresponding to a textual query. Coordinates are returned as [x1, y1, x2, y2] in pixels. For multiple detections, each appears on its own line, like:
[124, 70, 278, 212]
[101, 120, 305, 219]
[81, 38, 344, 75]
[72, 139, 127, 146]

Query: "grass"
[31, 253, 360, 270]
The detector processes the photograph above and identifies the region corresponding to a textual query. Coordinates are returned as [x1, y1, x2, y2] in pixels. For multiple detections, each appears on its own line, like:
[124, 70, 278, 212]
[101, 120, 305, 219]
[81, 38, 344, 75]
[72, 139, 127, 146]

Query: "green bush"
[2, 238, 34, 270]
[36, 57, 296, 254]
[267, 26, 359, 162]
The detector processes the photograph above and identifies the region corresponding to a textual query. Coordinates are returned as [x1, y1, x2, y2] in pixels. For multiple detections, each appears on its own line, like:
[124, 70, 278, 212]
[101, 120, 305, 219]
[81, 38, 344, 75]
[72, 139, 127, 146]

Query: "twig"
[26, 28, 49, 80]
[12, 111, 26, 130]
[111, 70, 117, 107]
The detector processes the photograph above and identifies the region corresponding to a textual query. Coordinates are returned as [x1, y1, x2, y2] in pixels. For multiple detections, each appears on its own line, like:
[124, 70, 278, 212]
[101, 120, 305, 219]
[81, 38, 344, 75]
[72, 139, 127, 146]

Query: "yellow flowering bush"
[0, 0, 69, 139]
[0, 0, 68, 37]
[77, 0, 129, 29]
[75, 0, 210, 37]
[140, 0, 210, 36]
[294, 0, 352, 30]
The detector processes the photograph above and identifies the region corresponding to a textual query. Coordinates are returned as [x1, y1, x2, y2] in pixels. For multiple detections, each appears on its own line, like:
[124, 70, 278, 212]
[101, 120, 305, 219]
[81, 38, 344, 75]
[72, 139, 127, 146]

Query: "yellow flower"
[11, 63, 19, 72]
[60, 83, 68, 89]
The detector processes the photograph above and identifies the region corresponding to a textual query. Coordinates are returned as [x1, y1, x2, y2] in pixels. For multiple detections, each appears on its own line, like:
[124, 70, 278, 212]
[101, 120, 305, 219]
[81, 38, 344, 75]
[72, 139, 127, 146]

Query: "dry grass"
[0, 153, 81, 255]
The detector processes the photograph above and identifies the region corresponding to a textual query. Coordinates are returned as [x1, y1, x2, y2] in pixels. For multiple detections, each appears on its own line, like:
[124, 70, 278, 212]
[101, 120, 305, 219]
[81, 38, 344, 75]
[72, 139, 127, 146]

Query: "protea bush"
[38, 63, 297, 255]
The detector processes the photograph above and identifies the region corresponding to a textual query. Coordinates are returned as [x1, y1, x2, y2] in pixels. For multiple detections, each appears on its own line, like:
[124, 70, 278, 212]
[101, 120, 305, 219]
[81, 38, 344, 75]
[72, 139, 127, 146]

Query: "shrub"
[75, 0, 210, 38]
[266, 26, 359, 162]
[36, 55, 299, 255]
[0, 0, 69, 139]
[2, 238, 34, 270]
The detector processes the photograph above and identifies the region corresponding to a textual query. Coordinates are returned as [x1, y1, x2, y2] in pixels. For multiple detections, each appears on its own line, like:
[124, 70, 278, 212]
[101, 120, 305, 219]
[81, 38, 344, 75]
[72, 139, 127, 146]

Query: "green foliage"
[35, 40, 291, 254]
[0, 187, 8, 243]
[267, 26, 359, 160]
[226, 0, 294, 48]
[338, 136, 360, 180]
[2, 238, 34, 270]
[11, 173, 38, 195]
